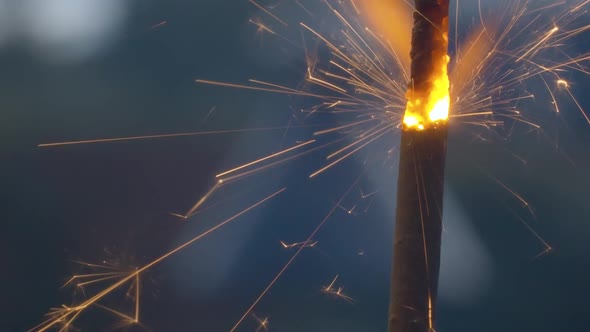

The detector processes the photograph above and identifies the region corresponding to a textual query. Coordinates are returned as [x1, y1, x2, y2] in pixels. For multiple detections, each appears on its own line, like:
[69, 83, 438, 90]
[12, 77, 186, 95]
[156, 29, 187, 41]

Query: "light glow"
[403, 11, 451, 131]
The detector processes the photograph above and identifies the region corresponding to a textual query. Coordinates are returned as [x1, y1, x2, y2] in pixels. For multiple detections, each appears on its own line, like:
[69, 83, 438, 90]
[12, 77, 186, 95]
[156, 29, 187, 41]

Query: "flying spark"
[321, 275, 354, 303]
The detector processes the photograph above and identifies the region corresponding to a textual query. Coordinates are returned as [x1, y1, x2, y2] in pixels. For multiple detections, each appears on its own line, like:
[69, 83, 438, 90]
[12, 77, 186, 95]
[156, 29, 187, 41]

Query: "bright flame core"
[403, 19, 450, 130]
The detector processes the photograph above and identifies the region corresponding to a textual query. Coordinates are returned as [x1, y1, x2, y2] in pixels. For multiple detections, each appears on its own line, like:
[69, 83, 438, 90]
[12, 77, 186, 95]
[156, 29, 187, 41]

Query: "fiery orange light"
[403, 7, 451, 130]
[358, 0, 413, 72]
[403, 52, 450, 130]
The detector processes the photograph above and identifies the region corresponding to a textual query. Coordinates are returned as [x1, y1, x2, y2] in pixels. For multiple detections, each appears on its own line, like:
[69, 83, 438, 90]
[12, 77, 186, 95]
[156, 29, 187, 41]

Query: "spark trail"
[30, 188, 284, 332]
[38, 126, 314, 147]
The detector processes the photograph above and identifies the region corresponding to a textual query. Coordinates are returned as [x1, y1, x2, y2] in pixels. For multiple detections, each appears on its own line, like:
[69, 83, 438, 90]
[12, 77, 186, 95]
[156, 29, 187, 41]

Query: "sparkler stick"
[389, 1, 450, 331]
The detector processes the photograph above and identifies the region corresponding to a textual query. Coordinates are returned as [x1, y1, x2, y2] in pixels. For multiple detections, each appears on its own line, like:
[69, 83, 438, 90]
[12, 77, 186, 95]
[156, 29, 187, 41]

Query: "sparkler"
[388, 1, 450, 331]
[32, 0, 590, 331]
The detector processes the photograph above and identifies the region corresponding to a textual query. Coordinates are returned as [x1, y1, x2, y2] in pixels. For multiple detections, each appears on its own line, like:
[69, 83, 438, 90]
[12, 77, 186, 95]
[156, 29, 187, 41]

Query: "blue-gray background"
[2, 1, 589, 331]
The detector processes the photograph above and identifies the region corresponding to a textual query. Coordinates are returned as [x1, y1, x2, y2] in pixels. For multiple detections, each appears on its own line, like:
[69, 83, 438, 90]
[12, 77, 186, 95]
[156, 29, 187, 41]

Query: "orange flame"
[358, 0, 413, 72]
[403, 12, 450, 130]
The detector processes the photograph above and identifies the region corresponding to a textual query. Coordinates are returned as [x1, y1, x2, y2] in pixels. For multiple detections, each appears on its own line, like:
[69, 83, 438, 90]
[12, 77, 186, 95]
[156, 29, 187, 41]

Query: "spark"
[134, 268, 140, 323]
[295, 0, 314, 17]
[181, 180, 223, 219]
[30, 188, 285, 332]
[564, 85, 590, 124]
[199, 105, 217, 126]
[252, 314, 270, 332]
[218, 137, 348, 184]
[310, 126, 392, 179]
[249, 18, 277, 35]
[38, 126, 309, 147]
[507, 206, 553, 259]
[490, 175, 535, 217]
[360, 188, 378, 199]
[515, 26, 559, 62]
[556, 79, 569, 88]
[94, 304, 136, 324]
[313, 117, 378, 136]
[337, 203, 356, 215]
[280, 240, 318, 249]
[321, 275, 354, 303]
[62, 271, 126, 289]
[248, 0, 288, 26]
[149, 20, 167, 30]
[168, 212, 188, 220]
[195, 79, 339, 99]
[215, 139, 316, 178]
[230, 174, 362, 332]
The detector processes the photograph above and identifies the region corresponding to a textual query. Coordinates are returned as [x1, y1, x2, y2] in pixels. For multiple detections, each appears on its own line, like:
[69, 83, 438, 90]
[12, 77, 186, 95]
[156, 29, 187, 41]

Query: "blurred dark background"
[2, 1, 589, 331]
